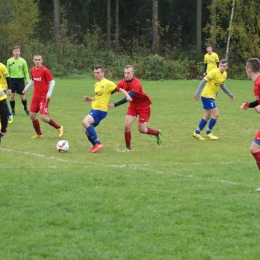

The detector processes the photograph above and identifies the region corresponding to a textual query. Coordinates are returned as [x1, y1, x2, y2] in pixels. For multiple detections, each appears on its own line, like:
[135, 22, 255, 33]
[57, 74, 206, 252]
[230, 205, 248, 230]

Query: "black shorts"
[9, 78, 25, 95]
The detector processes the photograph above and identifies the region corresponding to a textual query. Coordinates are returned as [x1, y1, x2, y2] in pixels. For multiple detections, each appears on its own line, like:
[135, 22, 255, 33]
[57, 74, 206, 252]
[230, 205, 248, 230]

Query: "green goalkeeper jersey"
[6, 57, 30, 82]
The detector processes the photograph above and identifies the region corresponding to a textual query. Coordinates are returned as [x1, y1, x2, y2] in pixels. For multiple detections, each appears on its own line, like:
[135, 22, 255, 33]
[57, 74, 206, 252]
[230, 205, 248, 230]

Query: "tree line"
[0, 0, 259, 80]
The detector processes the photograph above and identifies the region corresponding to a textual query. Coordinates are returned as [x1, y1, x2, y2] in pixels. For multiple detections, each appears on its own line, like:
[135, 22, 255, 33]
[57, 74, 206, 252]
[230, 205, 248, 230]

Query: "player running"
[108, 65, 162, 151]
[83, 65, 131, 153]
[23, 54, 63, 139]
[241, 57, 260, 191]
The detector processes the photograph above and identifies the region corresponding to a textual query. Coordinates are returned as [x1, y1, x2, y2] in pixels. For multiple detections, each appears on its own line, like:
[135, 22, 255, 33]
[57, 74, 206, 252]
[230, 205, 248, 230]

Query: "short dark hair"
[94, 65, 104, 72]
[219, 59, 228, 65]
[246, 58, 260, 73]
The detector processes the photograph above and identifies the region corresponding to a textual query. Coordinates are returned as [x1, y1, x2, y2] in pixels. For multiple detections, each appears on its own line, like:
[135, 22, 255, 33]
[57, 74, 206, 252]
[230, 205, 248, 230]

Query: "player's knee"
[125, 125, 131, 132]
[138, 127, 146, 133]
[30, 114, 36, 121]
[82, 119, 89, 128]
[40, 114, 48, 122]
[204, 115, 210, 121]
[250, 146, 257, 154]
[249, 142, 260, 154]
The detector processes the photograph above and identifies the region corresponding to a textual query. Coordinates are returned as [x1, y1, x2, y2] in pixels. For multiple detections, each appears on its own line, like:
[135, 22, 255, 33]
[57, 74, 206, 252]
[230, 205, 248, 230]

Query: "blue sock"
[195, 118, 207, 134]
[87, 136, 95, 146]
[86, 125, 101, 144]
[206, 118, 217, 134]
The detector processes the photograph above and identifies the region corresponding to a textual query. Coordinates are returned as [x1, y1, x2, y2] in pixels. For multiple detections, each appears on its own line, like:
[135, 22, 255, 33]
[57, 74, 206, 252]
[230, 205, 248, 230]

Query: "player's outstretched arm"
[254, 105, 260, 113]
[84, 96, 94, 102]
[241, 100, 259, 111]
[240, 101, 249, 110]
[108, 103, 115, 109]
[118, 88, 132, 102]
[194, 79, 206, 100]
[220, 84, 234, 99]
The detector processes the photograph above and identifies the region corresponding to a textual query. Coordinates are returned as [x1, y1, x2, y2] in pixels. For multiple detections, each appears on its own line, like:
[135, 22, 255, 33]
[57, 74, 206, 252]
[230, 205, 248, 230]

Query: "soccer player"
[203, 45, 219, 77]
[0, 62, 10, 143]
[108, 65, 162, 151]
[6, 46, 30, 115]
[83, 65, 131, 153]
[240, 58, 260, 191]
[22, 54, 63, 139]
[193, 59, 234, 140]
[0, 62, 13, 124]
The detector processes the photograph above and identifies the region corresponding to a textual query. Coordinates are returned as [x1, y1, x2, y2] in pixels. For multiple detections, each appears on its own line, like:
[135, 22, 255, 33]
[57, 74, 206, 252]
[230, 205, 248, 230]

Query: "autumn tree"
[0, 0, 39, 59]
[204, 0, 260, 60]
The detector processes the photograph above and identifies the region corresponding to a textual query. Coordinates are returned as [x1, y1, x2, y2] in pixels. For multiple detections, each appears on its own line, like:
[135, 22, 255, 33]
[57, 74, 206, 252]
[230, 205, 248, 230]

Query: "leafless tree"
[152, 0, 158, 53]
[196, 0, 202, 53]
[53, 0, 60, 42]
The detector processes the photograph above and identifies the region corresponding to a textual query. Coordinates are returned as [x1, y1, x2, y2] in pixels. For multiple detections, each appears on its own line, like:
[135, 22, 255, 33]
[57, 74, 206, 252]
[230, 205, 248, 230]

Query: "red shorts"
[254, 130, 260, 145]
[126, 103, 151, 123]
[30, 98, 49, 115]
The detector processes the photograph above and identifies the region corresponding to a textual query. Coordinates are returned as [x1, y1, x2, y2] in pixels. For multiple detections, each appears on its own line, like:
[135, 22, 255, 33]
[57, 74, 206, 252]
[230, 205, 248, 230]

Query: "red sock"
[125, 131, 131, 149]
[33, 119, 42, 135]
[256, 162, 260, 170]
[252, 151, 260, 170]
[48, 119, 60, 129]
[146, 127, 159, 136]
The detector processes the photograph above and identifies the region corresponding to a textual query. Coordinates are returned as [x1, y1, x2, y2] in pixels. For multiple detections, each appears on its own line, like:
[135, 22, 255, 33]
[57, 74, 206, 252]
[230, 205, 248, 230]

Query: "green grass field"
[1, 78, 260, 259]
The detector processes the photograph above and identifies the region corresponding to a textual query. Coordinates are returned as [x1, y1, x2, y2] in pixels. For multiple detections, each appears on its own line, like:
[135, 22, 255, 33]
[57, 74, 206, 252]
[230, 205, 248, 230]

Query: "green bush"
[6, 37, 249, 80]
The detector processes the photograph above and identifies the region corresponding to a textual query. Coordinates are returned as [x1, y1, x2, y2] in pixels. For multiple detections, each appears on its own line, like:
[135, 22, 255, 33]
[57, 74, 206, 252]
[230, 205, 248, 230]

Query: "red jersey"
[30, 65, 53, 99]
[254, 75, 260, 104]
[116, 77, 152, 105]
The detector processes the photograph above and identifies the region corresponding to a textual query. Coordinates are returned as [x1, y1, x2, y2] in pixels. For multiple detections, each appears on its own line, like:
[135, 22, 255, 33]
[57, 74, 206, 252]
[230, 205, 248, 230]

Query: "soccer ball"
[56, 140, 70, 152]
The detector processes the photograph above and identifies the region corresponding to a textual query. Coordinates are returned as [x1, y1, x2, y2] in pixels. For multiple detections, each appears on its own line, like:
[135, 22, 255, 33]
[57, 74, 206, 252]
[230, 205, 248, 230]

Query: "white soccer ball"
[56, 140, 70, 152]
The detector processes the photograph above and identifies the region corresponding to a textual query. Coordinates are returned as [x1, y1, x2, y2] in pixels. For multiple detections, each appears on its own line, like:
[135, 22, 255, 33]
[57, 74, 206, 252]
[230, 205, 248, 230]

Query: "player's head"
[246, 58, 260, 79]
[206, 45, 213, 54]
[33, 54, 44, 68]
[219, 59, 228, 73]
[94, 65, 105, 81]
[12, 46, 21, 58]
[124, 65, 135, 81]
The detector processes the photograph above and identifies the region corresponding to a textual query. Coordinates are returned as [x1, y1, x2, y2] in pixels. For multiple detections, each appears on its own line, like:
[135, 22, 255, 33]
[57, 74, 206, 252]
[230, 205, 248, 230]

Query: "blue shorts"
[201, 97, 217, 110]
[89, 109, 107, 127]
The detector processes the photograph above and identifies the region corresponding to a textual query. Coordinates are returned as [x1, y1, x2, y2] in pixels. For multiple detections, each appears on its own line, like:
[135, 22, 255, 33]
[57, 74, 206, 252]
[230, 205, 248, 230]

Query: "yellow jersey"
[92, 78, 116, 111]
[204, 52, 219, 73]
[201, 68, 227, 99]
[0, 62, 8, 100]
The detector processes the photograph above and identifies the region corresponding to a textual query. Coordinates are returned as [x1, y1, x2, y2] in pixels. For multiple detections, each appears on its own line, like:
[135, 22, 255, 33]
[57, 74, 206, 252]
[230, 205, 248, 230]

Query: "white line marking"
[0, 148, 256, 188]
